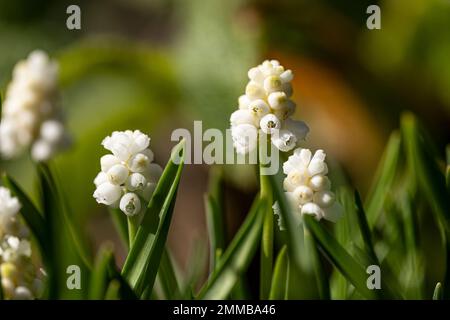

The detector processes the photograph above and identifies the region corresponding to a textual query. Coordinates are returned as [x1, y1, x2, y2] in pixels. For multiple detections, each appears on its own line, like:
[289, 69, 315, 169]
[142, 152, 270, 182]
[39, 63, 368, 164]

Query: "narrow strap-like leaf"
[205, 195, 224, 273]
[88, 244, 115, 299]
[121, 139, 185, 297]
[354, 190, 378, 264]
[433, 282, 443, 300]
[38, 163, 93, 270]
[269, 246, 288, 300]
[402, 114, 450, 299]
[365, 131, 402, 227]
[198, 197, 266, 299]
[401, 113, 450, 232]
[303, 215, 379, 299]
[303, 224, 330, 299]
[104, 280, 121, 300]
[157, 248, 181, 299]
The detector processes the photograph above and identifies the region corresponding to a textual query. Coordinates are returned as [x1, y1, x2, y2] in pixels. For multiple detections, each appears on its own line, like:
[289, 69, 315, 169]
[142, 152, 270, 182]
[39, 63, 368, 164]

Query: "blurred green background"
[0, 0, 449, 298]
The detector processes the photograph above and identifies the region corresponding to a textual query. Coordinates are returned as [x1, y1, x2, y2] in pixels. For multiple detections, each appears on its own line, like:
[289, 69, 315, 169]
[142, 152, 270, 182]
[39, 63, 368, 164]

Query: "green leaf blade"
[269, 245, 288, 300]
[121, 139, 185, 297]
[199, 197, 266, 300]
[365, 131, 402, 227]
[303, 215, 378, 299]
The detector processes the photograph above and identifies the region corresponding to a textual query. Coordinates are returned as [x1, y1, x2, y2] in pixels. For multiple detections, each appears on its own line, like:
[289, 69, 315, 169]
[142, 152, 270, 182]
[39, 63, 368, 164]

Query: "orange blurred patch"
[273, 52, 385, 191]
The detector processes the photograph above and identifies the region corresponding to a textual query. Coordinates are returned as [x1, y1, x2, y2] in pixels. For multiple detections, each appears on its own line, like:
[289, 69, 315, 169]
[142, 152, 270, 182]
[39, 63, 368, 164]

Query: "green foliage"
[121, 139, 185, 298]
[198, 197, 267, 299]
[269, 246, 288, 300]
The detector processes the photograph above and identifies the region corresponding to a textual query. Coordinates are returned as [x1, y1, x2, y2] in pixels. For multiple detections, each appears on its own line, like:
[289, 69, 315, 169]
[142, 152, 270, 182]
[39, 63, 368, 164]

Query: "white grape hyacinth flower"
[0, 187, 41, 300]
[230, 60, 309, 154]
[0, 187, 26, 238]
[0, 236, 42, 300]
[273, 148, 342, 229]
[93, 130, 163, 217]
[0, 50, 69, 162]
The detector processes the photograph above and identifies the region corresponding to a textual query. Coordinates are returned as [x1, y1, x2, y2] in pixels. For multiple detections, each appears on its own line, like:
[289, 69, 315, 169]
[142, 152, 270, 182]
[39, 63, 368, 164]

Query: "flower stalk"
[127, 215, 140, 248]
[259, 137, 273, 300]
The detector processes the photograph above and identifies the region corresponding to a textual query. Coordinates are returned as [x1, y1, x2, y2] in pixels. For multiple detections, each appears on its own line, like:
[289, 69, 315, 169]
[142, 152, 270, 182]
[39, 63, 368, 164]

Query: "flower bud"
[230, 109, 257, 127]
[271, 129, 297, 152]
[31, 139, 53, 162]
[129, 153, 150, 173]
[248, 99, 269, 118]
[260, 114, 281, 134]
[119, 193, 141, 216]
[280, 69, 293, 83]
[308, 160, 327, 176]
[283, 169, 308, 192]
[301, 202, 323, 220]
[231, 124, 258, 154]
[245, 81, 265, 99]
[293, 186, 313, 204]
[40, 120, 64, 144]
[309, 175, 330, 191]
[100, 154, 120, 172]
[313, 190, 335, 208]
[263, 76, 283, 93]
[126, 173, 147, 191]
[247, 67, 264, 82]
[94, 172, 108, 187]
[268, 92, 287, 110]
[107, 164, 128, 185]
[238, 95, 251, 110]
[93, 182, 122, 205]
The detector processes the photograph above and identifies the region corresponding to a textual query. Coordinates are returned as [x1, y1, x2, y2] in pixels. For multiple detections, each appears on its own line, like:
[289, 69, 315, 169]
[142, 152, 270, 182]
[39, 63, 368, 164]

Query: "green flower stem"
[259, 138, 273, 300]
[127, 215, 140, 248]
[303, 223, 329, 299]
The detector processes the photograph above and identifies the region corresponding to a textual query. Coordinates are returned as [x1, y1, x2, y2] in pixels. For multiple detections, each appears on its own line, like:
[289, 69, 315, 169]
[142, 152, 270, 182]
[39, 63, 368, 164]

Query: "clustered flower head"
[230, 60, 309, 154]
[0, 50, 69, 162]
[0, 187, 41, 300]
[93, 130, 163, 217]
[273, 148, 342, 229]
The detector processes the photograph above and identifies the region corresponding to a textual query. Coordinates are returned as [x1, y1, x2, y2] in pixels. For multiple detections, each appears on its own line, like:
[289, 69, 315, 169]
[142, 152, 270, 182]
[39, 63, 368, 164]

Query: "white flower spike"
[0, 187, 21, 238]
[230, 60, 309, 154]
[93, 130, 162, 216]
[274, 148, 342, 228]
[0, 50, 69, 161]
[0, 187, 41, 300]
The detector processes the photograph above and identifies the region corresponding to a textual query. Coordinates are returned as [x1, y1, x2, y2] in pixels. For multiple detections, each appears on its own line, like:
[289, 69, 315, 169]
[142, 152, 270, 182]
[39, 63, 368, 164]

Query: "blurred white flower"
[0, 236, 39, 300]
[0, 187, 22, 238]
[93, 130, 162, 216]
[230, 60, 309, 154]
[274, 148, 342, 227]
[231, 124, 258, 155]
[0, 188, 40, 300]
[0, 50, 69, 161]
